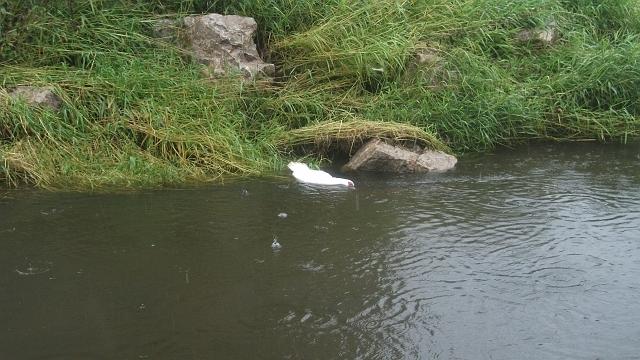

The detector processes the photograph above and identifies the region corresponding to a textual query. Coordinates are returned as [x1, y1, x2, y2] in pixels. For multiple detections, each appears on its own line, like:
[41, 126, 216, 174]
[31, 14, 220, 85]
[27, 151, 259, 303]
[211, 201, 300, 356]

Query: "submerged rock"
[182, 13, 274, 79]
[8, 86, 62, 110]
[342, 139, 457, 173]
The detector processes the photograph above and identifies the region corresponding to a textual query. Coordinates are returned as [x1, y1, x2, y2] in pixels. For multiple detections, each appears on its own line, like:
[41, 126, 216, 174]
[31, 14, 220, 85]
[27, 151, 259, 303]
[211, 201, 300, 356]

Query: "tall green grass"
[1, 0, 639, 189]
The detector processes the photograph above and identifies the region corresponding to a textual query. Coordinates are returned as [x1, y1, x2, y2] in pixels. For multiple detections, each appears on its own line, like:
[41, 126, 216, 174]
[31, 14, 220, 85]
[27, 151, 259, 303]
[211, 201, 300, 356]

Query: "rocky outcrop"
[181, 13, 275, 79]
[8, 86, 62, 110]
[342, 139, 457, 173]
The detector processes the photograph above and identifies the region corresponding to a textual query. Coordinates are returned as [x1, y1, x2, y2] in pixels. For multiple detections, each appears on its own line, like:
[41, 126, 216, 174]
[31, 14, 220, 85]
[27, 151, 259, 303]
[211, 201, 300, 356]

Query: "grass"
[1, 0, 639, 189]
[272, 117, 452, 154]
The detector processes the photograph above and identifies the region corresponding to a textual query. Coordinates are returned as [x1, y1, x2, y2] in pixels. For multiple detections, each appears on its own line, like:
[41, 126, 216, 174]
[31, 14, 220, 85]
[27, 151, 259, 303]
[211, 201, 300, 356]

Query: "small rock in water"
[240, 188, 249, 197]
[277, 212, 288, 219]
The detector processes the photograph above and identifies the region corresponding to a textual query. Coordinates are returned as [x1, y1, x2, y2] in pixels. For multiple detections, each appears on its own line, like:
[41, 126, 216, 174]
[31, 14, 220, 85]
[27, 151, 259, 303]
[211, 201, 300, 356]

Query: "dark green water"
[1, 144, 640, 360]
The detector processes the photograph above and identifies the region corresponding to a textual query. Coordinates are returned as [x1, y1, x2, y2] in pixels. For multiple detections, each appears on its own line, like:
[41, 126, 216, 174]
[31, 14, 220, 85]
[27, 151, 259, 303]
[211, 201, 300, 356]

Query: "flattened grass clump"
[273, 118, 451, 155]
[1, 0, 639, 189]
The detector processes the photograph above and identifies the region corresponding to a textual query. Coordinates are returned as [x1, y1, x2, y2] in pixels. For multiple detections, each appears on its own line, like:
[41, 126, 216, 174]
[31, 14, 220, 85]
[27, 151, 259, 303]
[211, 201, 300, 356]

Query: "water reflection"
[1, 143, 640, 359]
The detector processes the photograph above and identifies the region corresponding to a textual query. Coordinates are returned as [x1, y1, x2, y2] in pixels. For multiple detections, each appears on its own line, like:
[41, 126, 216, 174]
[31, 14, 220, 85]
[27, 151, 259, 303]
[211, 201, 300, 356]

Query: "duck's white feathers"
[287, 162, 354, 187]
[287, 162, 311, 173]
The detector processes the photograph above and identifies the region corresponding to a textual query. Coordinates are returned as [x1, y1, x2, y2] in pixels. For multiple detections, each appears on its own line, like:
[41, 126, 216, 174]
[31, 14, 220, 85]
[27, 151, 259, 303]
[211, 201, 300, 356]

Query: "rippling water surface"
[1, 144, 640, 359]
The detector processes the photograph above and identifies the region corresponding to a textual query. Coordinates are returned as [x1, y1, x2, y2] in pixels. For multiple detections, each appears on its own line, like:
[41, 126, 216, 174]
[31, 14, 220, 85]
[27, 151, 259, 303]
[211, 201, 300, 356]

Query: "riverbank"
[2, 0, 639, 189]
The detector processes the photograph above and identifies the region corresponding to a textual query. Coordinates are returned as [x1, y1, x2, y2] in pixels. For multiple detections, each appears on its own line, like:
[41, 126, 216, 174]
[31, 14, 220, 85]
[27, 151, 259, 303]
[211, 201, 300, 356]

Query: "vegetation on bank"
[1, 0, 639, 189]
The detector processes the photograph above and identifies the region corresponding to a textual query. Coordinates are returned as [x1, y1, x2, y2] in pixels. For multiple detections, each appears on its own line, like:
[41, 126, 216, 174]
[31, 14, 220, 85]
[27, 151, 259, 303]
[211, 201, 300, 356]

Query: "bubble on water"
[300, 260, 326, 272]
[300, 312, 312, 323]
[15, 261, 51, 276]
[314, 225, 328, 232]
[40, 208, 61, 216]
[277, 212, 288, 219]
[280, 311, 296, 323]
[271, 237, 282, 250]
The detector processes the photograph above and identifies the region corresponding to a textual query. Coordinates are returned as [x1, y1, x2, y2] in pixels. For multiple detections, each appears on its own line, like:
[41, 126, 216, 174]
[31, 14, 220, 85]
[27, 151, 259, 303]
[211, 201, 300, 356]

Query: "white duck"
[288, 162, 355, 188]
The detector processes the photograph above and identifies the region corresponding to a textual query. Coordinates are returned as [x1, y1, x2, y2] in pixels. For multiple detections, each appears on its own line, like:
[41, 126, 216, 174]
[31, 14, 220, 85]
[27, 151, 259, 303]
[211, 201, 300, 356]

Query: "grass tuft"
[273, 118, 451, 155]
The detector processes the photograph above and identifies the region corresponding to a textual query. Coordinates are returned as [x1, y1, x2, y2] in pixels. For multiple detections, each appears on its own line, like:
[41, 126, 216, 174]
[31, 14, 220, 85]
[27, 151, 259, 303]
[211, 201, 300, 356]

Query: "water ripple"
[2, 144, 640, 359]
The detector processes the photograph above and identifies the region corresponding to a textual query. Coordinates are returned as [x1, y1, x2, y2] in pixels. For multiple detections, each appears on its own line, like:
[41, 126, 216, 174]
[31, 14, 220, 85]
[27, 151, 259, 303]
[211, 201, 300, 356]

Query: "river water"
[1, 143, 639, 359]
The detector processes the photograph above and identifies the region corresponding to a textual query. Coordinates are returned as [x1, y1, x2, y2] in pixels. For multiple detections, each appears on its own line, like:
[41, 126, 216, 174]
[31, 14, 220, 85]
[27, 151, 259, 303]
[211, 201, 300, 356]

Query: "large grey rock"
[342, 139, 457, 173]
[182, 13, 274, 79]
[8, 86, 62, 110]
